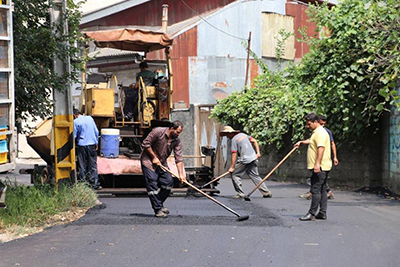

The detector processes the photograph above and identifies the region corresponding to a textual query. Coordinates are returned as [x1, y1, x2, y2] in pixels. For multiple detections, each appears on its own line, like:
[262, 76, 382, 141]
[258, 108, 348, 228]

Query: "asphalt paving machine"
[26, 28, 220, 195]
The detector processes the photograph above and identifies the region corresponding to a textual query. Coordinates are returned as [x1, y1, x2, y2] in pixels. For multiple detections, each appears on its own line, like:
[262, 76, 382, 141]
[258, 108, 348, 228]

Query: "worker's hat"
[219, 126, 239, 137]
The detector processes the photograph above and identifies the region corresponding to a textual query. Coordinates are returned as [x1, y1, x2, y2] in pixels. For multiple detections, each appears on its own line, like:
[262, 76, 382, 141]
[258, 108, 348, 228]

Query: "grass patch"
[0, 180, 98, 229]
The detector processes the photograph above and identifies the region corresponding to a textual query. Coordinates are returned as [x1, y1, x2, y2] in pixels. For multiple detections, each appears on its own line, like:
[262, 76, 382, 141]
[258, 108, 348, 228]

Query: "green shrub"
[0, 180, 98, 228]
[212, 0, 400, 149]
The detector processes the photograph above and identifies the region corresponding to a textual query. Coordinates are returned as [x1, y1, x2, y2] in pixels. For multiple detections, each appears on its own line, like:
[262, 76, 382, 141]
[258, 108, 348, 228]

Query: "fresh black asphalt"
[1, 177, 400, 267]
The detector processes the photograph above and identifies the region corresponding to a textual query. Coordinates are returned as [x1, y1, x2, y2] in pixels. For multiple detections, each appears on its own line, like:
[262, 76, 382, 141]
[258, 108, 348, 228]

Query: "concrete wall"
[385, 95, 400, 194]
[257, 128, 384, 191]
[171, 107, 196, 167]
[382, 112, 391, 191]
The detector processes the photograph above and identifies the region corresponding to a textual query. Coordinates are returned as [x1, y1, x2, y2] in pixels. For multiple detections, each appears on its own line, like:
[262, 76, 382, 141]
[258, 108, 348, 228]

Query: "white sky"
[77, 0, 125, 14]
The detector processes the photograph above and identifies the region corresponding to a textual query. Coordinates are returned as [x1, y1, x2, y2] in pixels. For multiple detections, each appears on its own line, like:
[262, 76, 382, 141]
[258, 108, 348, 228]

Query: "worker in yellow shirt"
[295, 113, 332, 221]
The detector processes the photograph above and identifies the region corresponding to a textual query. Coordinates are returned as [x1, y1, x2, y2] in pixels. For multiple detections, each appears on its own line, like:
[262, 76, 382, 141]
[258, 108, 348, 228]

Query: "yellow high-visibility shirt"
[307, 126, 332, 171]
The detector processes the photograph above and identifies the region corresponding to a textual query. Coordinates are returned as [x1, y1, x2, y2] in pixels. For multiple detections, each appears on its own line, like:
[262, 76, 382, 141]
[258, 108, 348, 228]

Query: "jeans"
[123, 91, 138, 116]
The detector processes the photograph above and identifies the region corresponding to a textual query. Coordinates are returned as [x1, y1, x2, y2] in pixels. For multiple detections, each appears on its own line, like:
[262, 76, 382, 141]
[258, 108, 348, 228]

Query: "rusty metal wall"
[81, 0, 237, 29]
[171, 57, 190, 106]
[146, 26, 197, 60]
[286, 1, 318, 59]
[171, 26, 198, 59]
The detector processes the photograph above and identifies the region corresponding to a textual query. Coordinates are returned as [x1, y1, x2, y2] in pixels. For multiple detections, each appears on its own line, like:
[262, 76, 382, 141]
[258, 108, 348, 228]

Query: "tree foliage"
[212, 0, 400, 149]
[13, 0, 86, 129]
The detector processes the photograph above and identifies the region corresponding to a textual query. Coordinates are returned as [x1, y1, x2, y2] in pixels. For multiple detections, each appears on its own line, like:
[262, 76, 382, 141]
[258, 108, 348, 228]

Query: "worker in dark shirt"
[124, 62, 155, 120]
[140, 120, 186, 218]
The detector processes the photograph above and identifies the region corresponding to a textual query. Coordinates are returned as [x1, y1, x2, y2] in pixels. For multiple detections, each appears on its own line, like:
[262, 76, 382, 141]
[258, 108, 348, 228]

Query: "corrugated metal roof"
[82, 11, 210, 38]
[88, 48, 143, 58]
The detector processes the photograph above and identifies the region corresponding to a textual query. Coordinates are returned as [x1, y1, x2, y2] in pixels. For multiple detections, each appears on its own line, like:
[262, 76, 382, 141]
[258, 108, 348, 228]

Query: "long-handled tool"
[159, 165, 249, 221]
[244, 146, 298, 201]
[199, 171, 230, 189]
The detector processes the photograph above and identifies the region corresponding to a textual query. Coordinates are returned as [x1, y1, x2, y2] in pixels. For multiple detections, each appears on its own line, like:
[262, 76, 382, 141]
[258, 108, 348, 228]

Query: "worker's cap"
[219, 126, 239, 137]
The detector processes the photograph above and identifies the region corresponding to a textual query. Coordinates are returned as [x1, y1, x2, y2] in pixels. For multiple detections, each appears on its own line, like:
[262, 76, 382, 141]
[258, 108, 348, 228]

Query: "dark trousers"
[309, 170, 329, 216]
[123, 91, 138, 116]
[142, 165, 174, 213]
[76, 145, 99, 187]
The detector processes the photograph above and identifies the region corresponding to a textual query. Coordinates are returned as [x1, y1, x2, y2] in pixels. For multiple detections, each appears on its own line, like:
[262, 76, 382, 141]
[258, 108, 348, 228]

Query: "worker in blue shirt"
[73, 109, 101, 189]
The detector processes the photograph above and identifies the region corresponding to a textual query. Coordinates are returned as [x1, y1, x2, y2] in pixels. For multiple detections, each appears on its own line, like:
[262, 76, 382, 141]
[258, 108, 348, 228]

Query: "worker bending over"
[220, 126, 272, 199]
[140, 121, 186, 218]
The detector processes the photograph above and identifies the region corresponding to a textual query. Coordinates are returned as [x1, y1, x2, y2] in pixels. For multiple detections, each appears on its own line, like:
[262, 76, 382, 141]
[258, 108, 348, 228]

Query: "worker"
[154, 68, 165, 79]
[220, 126, 273, 199]
[298, 114, 338, 200]
[73, 109, 101, 190]
[140, 120, 186, 218]
[295, 113, 332, 221]
[124, 62, 155, 120]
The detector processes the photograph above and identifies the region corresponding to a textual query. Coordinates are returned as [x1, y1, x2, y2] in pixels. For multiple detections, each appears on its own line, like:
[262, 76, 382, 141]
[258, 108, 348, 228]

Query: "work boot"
[155, 210, 168, 218]
[124, 113, 133, 120]
[262, 191, 272, 198]
[327, 191, 335, 199]
[299, 192, 312, 200]
[161, 207, 170, 214]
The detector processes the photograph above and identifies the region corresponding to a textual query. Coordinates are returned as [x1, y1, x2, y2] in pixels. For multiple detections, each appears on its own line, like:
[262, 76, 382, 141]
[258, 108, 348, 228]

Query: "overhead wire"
[179, 0, 248, 41]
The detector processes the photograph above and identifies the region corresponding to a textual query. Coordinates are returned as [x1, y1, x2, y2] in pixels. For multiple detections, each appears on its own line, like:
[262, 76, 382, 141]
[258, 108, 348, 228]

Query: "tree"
[13, 0, 86, 131]
[212, 0, 400, 149]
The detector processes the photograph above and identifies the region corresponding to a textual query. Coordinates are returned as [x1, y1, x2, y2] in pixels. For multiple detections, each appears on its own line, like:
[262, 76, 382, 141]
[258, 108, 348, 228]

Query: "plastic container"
[0, 139, 7, 152]
[0, 139, 8, 164]
[100, 128, 120, 158]
[0, 125, 7, 140]
[0, 151, 7, 164]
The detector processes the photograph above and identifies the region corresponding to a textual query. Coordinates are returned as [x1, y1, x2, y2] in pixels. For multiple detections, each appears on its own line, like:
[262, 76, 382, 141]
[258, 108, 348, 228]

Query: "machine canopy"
[84, 28, 173, 52]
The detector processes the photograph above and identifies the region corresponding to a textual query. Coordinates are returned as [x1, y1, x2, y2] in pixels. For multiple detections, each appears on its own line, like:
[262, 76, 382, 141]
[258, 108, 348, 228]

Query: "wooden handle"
[158, 165, 242, 217]
[247, 146, 298, 197]
[201, 171, 230, 188]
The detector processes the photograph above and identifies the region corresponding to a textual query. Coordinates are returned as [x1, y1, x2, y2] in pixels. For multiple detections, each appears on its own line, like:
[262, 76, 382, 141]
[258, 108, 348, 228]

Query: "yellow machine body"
[85, 84, 115, 118]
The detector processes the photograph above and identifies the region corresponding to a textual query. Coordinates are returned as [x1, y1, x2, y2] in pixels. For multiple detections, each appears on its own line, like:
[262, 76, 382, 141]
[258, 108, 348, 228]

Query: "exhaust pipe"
[162, 4, 168, 33]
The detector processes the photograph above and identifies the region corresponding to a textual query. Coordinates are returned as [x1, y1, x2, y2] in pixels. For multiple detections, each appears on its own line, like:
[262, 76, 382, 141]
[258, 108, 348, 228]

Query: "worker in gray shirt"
[220, 126, 272, 199]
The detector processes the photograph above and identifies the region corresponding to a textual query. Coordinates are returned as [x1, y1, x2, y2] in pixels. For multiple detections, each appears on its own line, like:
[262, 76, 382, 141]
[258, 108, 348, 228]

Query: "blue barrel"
[100, 129, 120, 158]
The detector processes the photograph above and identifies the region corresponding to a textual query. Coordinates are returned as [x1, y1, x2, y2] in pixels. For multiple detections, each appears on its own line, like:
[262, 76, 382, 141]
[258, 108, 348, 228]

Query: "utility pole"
[244, 31, 252, 91]
[50, 0, 76, 187]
